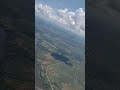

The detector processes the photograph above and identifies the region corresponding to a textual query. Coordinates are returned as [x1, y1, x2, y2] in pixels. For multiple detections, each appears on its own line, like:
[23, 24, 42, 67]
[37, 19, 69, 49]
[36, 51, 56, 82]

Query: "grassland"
[35, 16, 85, 90]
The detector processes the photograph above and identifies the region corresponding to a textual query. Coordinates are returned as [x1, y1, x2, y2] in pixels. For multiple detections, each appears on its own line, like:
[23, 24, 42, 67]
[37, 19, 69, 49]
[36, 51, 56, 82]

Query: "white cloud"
[35, 3, 85, 34]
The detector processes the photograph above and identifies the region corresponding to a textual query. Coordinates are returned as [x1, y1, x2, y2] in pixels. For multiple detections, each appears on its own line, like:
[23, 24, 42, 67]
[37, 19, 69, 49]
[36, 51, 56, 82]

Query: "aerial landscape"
[35, 0, 85, 90]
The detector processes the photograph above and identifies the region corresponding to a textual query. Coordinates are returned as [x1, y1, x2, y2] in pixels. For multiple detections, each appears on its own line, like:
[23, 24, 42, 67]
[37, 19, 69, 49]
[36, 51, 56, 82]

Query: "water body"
[51, 52, 73, 66]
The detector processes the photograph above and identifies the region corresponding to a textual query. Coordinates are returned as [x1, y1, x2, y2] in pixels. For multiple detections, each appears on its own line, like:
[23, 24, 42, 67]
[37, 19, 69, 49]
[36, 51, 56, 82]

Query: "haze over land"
[35, 1, 85, 36]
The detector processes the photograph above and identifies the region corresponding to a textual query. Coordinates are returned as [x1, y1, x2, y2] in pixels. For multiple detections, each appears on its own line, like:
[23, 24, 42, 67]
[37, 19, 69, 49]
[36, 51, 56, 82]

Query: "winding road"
[46, 62, 61, 90]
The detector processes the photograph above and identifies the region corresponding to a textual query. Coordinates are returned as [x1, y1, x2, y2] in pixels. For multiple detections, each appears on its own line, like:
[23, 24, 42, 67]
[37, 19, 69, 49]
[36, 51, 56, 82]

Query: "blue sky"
[36, 0, 85, 11]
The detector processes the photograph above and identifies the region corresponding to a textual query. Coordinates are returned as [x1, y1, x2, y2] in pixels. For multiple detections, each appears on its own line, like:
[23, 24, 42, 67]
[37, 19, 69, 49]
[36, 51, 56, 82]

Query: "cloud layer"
[35, 3, 85, 33]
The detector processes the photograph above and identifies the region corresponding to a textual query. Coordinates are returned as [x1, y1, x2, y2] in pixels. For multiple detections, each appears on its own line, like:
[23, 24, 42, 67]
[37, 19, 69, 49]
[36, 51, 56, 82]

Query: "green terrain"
[35, 16, 85, 90]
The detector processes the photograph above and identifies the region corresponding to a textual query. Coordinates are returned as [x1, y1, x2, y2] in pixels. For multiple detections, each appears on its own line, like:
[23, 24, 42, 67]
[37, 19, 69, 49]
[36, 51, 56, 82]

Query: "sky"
[35, 0, 85, 36]
[36, 0, 85, 11]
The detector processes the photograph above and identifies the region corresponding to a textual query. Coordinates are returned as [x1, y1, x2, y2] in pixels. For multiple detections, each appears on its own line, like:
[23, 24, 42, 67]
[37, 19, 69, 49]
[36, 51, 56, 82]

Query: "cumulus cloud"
[35, 3, 85, 33]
